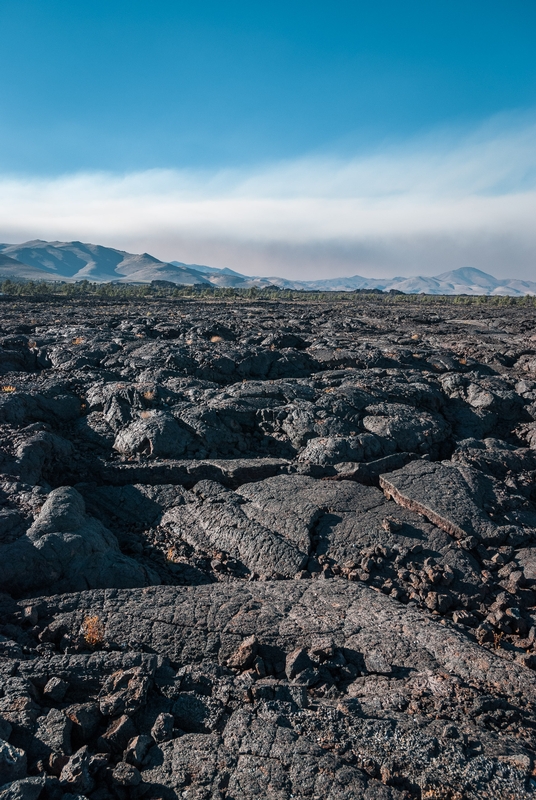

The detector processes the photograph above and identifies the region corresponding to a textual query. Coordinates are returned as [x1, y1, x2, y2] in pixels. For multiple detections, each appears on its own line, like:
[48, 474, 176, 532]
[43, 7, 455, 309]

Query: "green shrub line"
[1, 277, 535, 306]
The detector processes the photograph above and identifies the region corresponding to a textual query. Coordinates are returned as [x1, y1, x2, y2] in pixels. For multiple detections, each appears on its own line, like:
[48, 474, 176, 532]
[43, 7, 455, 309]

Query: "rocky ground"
[1, 294, 536, 799]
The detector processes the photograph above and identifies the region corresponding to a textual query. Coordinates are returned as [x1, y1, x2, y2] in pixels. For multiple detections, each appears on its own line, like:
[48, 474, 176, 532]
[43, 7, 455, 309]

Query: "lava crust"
[1, 294, 536, 799]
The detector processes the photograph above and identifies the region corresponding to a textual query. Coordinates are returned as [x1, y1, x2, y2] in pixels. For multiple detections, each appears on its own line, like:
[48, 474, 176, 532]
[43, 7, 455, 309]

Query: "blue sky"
[1, 0, 535, 279]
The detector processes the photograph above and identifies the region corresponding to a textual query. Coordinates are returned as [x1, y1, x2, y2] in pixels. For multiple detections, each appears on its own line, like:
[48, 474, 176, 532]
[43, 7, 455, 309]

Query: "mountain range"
[0, 239, 535, 296]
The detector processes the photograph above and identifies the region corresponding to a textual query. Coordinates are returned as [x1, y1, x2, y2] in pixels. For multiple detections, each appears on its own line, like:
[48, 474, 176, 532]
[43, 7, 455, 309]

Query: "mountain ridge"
[0, 240, 535, 296]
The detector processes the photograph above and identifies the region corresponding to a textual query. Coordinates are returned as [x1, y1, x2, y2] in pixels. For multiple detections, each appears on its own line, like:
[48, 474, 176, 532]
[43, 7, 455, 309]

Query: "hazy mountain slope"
[112, 255, 212, 285]
[205, 273, 274, 288]
[428, 267, 536, 296]
[170, 260, 275, 288]
[170, 260, 245, 277]
[435, 267, 501, 289]
[277, 275, 389, 291]
[1, 240, 125, 279]
[0, 252, 58, 281]
[503, 279, 536, 296]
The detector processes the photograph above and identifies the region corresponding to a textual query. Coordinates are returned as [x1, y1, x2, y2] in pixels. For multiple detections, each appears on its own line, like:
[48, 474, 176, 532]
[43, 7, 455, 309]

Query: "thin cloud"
[0, 116, 535, 280]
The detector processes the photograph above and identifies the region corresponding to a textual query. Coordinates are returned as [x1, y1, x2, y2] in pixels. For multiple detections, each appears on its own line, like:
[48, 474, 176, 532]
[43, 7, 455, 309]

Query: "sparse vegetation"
[82, 614, 105, 647]
[1, 275, 535, 305]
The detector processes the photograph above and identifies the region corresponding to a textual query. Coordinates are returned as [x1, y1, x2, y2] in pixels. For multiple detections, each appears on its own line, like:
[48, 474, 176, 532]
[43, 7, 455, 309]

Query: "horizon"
[0, 239, 508, 281]
[0, 237, 516, 282]
[0, 2, 535, 280]
[2, 238, 536, 295]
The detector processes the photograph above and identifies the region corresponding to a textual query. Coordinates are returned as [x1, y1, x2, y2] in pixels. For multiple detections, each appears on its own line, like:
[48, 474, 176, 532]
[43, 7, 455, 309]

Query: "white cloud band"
[1, 116, 535, 280]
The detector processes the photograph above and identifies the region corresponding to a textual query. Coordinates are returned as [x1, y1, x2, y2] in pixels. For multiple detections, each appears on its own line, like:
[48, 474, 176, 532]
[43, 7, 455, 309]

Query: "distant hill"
[0, 240, 535, 296]
[0, 240, 213, 285]
[274, 267, 536, 296]
[169, 261, 276, 289]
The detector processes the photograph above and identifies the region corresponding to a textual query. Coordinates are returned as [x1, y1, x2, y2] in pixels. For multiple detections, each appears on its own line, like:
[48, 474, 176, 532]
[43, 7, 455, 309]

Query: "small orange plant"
[166, 546, 177, 563]
[1, 385, 16, 393]
[82, 615, 105, 647]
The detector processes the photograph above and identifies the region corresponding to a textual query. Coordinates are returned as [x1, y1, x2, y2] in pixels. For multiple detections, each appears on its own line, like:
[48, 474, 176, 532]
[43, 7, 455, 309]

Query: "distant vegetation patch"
[0, 277, 535, 306]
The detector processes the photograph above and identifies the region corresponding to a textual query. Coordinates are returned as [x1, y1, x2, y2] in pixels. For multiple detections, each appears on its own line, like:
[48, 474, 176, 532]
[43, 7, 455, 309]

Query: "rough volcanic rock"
[0, 487, 157, 596]
[15, 580, 536, 799]
[381, 461, 509, 544]
[113, 410, 193, 458]
[162, 480, 309, 578]
[1, 294, 536, 799]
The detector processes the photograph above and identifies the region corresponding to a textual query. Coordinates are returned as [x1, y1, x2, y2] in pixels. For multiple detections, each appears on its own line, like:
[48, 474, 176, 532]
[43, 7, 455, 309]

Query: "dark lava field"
[1, 294, 536, 800]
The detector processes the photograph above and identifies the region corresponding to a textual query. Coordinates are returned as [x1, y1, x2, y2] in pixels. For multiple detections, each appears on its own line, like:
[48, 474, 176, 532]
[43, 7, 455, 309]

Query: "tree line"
[0, 277, 534, 306]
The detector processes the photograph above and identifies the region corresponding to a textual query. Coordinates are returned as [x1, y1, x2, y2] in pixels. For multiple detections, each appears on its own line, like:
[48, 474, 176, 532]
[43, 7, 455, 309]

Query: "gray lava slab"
[379, 460, 500, 543]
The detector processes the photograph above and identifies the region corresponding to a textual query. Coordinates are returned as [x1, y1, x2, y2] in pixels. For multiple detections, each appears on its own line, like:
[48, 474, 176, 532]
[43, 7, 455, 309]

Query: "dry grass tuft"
[166, 546, 178, 563]
[421, 788, 463, 799]
[82, 615, 105, 647]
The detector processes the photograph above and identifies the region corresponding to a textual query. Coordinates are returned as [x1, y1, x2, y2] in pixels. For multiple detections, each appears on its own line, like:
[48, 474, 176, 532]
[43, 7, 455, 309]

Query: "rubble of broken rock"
[1, 294, 536, 799]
